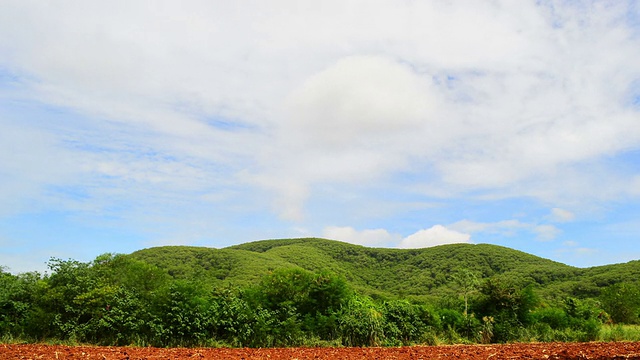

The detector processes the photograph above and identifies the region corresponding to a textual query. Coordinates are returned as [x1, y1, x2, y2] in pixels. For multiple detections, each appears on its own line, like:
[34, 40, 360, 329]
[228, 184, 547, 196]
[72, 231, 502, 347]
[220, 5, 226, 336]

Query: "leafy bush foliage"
[601, 283, 640, 324]
[338, 295, 384, 347]
[474, 276, 539, 342]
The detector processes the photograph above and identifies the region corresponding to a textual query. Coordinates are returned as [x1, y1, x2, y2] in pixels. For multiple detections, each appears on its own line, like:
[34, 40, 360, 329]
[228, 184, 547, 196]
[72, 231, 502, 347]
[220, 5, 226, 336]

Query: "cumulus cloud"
[285, 55, 435, 148]
[397, 225, 471, 249]
[323, 224, 471, 249]
[251, 55, 441, 219]
[550, 208, 576, 223]
[323, 226, 400, 247]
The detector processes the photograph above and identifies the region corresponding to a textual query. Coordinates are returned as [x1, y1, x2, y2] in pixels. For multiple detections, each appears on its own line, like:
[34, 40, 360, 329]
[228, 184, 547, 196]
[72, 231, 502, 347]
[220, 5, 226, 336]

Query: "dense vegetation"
[1, 238, 640, 347]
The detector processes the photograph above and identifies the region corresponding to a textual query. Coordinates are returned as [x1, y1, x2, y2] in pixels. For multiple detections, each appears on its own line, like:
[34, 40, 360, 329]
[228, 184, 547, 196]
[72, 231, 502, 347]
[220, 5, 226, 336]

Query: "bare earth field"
[3, 342, 640, 360]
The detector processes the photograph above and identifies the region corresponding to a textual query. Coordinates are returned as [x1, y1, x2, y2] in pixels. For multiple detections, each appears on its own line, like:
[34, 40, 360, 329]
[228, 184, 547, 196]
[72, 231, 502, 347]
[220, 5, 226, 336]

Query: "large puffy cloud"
[256, 55, 440, 219]
[323, 225, 471, 249]
[328, 217, 561, 251]
[397, 225, 471, 249]
[285, 56, 435, 149]
[323, 226, 400, 247]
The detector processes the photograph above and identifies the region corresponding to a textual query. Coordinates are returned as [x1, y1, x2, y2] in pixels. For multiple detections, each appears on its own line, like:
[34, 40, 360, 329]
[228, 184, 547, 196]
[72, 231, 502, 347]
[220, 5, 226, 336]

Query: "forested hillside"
[130, 238, 636, 301]
[2, 238, 640, 347]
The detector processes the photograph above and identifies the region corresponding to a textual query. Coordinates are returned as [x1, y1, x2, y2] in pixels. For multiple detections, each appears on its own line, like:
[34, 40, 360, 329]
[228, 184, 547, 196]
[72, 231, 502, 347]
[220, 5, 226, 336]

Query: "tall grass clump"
[599, 325, 640, 342]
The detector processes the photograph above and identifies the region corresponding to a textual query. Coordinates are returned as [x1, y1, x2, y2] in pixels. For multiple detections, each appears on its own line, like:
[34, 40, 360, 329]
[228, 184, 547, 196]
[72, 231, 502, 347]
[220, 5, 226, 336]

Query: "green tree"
[451, 268, 480, 317]
[0, 269, 42, 338]
[248, 268, 351, 342]
[42, 258, 98, 340]
[93, 286, 149, 345]
[208, 287, 276, 347]
[381, 300, 436, 345]
[338, 294, 385, 347]
[601, 283, 640, 324]
[475, 276, 538, 342]
[152, 280, 210, 347]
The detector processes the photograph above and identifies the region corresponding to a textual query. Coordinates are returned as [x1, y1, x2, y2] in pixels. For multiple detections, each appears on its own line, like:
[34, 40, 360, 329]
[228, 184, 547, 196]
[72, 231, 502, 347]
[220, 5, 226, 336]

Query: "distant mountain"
[129, 238, 640, 301]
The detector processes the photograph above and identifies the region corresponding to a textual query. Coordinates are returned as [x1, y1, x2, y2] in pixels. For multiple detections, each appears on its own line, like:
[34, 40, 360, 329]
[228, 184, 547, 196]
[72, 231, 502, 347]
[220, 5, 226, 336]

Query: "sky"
[1, 0, 640, 274]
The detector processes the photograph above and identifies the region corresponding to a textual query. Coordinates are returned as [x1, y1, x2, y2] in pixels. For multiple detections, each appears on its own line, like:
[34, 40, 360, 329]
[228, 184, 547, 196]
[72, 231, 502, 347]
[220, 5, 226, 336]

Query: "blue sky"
[1, 1, 640, 273]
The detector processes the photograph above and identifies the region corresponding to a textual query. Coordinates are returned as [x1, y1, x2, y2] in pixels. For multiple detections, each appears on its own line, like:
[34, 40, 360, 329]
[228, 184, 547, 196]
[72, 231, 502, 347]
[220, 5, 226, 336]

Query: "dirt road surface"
[3, 342, 640, 359]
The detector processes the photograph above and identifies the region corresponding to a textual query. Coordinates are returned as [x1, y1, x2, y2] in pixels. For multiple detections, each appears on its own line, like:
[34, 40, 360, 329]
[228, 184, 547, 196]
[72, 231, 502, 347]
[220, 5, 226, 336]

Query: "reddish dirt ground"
[3, 342, 640, 360]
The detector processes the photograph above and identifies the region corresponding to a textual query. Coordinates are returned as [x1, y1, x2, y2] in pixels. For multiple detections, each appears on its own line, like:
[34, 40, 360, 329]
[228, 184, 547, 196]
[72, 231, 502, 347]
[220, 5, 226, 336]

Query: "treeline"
[1, 254, 639, 347]
[130, 240, 640, 303]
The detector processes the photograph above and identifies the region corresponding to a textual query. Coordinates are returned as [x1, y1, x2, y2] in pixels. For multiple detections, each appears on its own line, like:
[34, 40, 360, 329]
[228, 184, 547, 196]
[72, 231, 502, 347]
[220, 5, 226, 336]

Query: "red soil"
[3, 342, 640, 359]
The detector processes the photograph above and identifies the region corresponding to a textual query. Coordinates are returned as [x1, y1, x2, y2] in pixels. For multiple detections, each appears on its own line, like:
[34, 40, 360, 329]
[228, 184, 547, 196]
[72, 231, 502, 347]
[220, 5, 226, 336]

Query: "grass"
[598, 324, 640, 342]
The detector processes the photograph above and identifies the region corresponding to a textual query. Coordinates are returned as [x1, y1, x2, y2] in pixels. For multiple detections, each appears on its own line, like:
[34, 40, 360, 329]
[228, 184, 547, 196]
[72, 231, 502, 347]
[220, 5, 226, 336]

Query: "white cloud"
[550, 208, 576, 223]
[0, 117, 83, 216]
[0, 0, 638, 264]
[533, 224, 561, 242]
[450, 219, 561, 241]
[250, 55, 442, 219]
[450, 219, 527, 235]
[268, 179, 309, 222]
[323, 226, 400, 247]
[323, 224, 471, 249]
[2, 2, 639, 209]
[397, 225, 471, 249]
[284, 55, 435, 149]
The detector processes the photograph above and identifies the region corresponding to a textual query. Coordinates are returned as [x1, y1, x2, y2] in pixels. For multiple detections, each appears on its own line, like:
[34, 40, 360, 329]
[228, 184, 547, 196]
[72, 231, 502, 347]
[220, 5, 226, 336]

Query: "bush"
[207, 287, 272, 347]
[438, 308, 464, 332]
[247, 268, 351, 342]
[599, 324, 640, 342]
[601, 283, 640, 324]
[533, 307, 569, 330]
[475, 277, 539, 342]
[381, 300, 426, 345]
[338, 295, 384, 347]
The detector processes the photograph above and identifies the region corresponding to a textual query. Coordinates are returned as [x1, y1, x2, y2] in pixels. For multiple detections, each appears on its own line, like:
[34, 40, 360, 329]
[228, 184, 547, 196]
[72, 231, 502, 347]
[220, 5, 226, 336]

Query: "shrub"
[533, 307, 569, 330]
[381, 300, 428, 345]
[601, 283, 640, 324]
[338, 295, 385, 347]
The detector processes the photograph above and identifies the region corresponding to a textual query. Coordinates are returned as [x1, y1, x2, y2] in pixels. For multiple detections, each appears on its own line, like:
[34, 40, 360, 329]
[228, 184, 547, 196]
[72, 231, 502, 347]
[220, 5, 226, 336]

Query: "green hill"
[4, 237, 640, 346]
[128, 238, 639, 301]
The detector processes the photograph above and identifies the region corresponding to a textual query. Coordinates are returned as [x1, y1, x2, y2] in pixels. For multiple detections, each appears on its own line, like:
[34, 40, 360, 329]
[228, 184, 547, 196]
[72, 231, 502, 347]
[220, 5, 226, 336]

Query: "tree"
[0, 269, 42, 338]
[43, 258, 97, 340]
[338, 295, 384, 347]
[601, 283, 640, 324]
[208, 287, 274, 347]
[249, 268, 351, 341]
[451, 268, 480, 317]
[381, 300, 436, 345]
[475, 276, 538, 342]
[153, 280, 209, 347]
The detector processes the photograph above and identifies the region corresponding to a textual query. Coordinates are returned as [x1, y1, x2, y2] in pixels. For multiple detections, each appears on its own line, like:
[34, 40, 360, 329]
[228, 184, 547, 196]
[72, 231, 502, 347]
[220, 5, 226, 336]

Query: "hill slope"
[128, 238, 638, 300]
